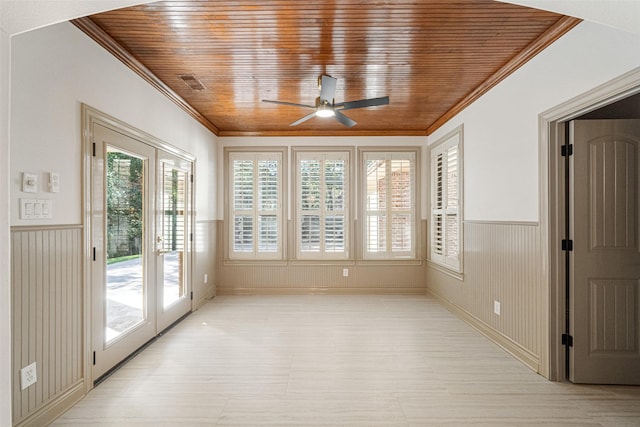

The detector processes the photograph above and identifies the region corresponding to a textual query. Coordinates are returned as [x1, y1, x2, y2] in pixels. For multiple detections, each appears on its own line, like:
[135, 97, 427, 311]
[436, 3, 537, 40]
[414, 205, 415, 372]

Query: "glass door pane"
[160, 163, 188, 308]
[156, 152, 192, 332]
[92, 121, 156, 382]
[105, 148, 146, 343]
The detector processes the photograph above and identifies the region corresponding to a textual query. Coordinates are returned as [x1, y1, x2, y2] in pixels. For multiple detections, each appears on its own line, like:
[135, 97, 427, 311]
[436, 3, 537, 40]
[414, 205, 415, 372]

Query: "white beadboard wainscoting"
[11, 225, 85, 426]
[194, 219, 218, 308]
[216, 220, 429, 295]
[11, 219, 560, 425]
[427, 220, 544, 372]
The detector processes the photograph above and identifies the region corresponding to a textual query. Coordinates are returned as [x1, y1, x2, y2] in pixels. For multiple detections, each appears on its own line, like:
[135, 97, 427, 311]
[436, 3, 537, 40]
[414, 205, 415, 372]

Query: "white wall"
[500, 0, 640, 36]
[428, 21, 640, 222]
[7, 19, 218, 425]
[0, 21, 12, 427]
[10, 22, 218, 226]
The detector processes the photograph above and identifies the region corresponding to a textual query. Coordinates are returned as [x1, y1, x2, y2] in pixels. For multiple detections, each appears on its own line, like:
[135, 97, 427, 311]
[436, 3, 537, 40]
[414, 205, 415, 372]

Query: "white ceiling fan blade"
[334, 110, 356, 127]
[262, 99, 316, 109]
[290, 111, 317, 126]
[335, 96, 389, 110]
[319, 75, 337, 103]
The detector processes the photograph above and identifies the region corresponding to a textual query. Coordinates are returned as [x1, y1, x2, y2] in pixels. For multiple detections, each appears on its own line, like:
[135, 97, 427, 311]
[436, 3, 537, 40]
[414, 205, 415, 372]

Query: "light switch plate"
[22, 172, 38, 193]
[20, 198, 52, 220]
[49, 172, 60, 193]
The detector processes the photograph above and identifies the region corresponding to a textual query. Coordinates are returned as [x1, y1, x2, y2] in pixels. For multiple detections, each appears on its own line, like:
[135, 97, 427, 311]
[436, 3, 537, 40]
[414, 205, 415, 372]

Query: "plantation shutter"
[363, 152, 415, 259]
[432, 152, 444, 257]
[229, 152, 282, 259]
[324, 160, 345, 253]
[300, 159, 321, 253]
[233, 159, 254, 253]
[258, 160, 279, 252]
[431, 134, 461, 271]
[297, 152, 348, 259]
[445, 145, 459, 260]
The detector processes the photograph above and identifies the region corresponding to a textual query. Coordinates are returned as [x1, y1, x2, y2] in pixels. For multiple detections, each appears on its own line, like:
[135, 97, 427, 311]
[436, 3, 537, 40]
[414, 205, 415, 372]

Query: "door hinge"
[561, 144, 573, 157]
[190, 291, 193, 301]
[562, 333, 573, 347]
[93, 351, 96, 365]
[190, 233, 193, 242]
[92, 142, 96, 157]
[561, 239, 573, 251]
[190, 174, 194, 183]
[93, 247, 96, 261]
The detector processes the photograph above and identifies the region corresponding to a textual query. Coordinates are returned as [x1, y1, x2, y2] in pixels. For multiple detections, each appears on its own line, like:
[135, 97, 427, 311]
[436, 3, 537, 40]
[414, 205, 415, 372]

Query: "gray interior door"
[570, 119, 640, 384]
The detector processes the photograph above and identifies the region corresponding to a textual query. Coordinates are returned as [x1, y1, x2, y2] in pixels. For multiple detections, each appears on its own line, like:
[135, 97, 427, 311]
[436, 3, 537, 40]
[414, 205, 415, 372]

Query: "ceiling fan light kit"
[315, 104, 335, 118]
[262, 75, 389, 127]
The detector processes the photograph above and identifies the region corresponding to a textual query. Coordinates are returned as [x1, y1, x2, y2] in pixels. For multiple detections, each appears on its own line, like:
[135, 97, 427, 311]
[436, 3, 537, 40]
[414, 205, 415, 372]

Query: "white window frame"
[361, 149, 418, 260]
[429, 126, 463, 272]
[226, 149, 285, 260]
[293, 148, 351, 260]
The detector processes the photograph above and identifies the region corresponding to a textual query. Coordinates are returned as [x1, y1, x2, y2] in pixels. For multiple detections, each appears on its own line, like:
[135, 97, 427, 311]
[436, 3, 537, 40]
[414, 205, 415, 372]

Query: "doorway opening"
[541, 67, 640, 383]
[83, 105, 195, 384]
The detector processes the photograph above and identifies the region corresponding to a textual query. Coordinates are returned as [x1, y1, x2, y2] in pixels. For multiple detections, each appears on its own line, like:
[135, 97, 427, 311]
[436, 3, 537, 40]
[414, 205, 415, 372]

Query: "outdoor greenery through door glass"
[106, 149, 145, 343]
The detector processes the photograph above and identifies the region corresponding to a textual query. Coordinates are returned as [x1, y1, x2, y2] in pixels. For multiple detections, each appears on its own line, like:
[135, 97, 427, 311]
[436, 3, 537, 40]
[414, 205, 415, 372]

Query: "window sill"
[426, 260, 464, 281]
[358, 259, 423, 266]
[223, 259, 288, 266]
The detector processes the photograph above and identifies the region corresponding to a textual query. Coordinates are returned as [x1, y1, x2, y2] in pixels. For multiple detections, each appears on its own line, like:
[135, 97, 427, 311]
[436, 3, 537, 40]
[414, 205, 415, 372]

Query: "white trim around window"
[361, 149, 418, 260]
[226, 148, 285, 260]
[429, 126, 463, 272]
[293, 148, 352, 260]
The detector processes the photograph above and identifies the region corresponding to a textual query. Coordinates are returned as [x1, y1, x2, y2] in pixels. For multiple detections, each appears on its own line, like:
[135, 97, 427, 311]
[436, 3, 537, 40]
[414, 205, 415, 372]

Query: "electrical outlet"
[20, 362, 37, 390]
[204, 273, 208, 284]
[494, 301, 501, 316]
[343, 268, 349, 277]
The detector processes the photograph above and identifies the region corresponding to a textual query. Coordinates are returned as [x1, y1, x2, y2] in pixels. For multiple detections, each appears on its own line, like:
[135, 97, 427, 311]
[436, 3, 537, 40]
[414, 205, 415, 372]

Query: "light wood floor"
[53, 295, 640, 426]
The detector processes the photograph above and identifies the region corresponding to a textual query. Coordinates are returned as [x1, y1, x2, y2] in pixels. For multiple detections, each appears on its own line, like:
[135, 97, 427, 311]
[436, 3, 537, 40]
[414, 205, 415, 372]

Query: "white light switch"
[22, 172, 38, 193]
[49, 172, 60, 193]
[20, 198, 52, 220]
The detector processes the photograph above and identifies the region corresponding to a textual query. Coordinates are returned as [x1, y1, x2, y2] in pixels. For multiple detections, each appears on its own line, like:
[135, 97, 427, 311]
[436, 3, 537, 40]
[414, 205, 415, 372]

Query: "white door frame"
[538, 67, 640, 380]
[82, 104, 195, 387]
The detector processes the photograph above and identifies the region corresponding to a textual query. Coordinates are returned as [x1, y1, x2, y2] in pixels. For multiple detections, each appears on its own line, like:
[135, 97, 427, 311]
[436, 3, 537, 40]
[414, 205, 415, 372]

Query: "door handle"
[156, 235, 166, 255]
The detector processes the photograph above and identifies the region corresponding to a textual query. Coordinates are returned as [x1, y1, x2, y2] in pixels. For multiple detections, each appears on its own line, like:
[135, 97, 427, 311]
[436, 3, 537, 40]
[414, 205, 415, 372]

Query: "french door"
[91, 123, 192, 381]
[156, 151, 192, 331]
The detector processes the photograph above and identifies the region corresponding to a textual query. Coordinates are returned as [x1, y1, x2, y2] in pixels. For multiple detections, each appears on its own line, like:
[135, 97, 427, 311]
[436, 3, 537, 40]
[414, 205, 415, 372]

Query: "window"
[228, 150, 283, 259]
[295, 150, 350, 259]
[363, 150, 416, 259]
[430, 127, 462, 272]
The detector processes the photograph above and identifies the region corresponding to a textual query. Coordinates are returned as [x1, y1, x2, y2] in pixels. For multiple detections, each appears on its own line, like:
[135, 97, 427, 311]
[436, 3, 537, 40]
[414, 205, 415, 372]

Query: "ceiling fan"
[262, 75, 389, 127]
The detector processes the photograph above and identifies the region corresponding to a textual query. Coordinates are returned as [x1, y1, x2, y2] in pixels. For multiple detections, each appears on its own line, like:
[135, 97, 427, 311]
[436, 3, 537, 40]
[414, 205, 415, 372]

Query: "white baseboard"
[15, 380, 86, 427]
[428, 289, 540, 373]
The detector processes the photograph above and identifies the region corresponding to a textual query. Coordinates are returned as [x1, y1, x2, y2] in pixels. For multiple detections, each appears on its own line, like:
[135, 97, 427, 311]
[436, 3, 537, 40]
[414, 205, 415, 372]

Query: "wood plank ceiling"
[75, 1, 580, 136]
